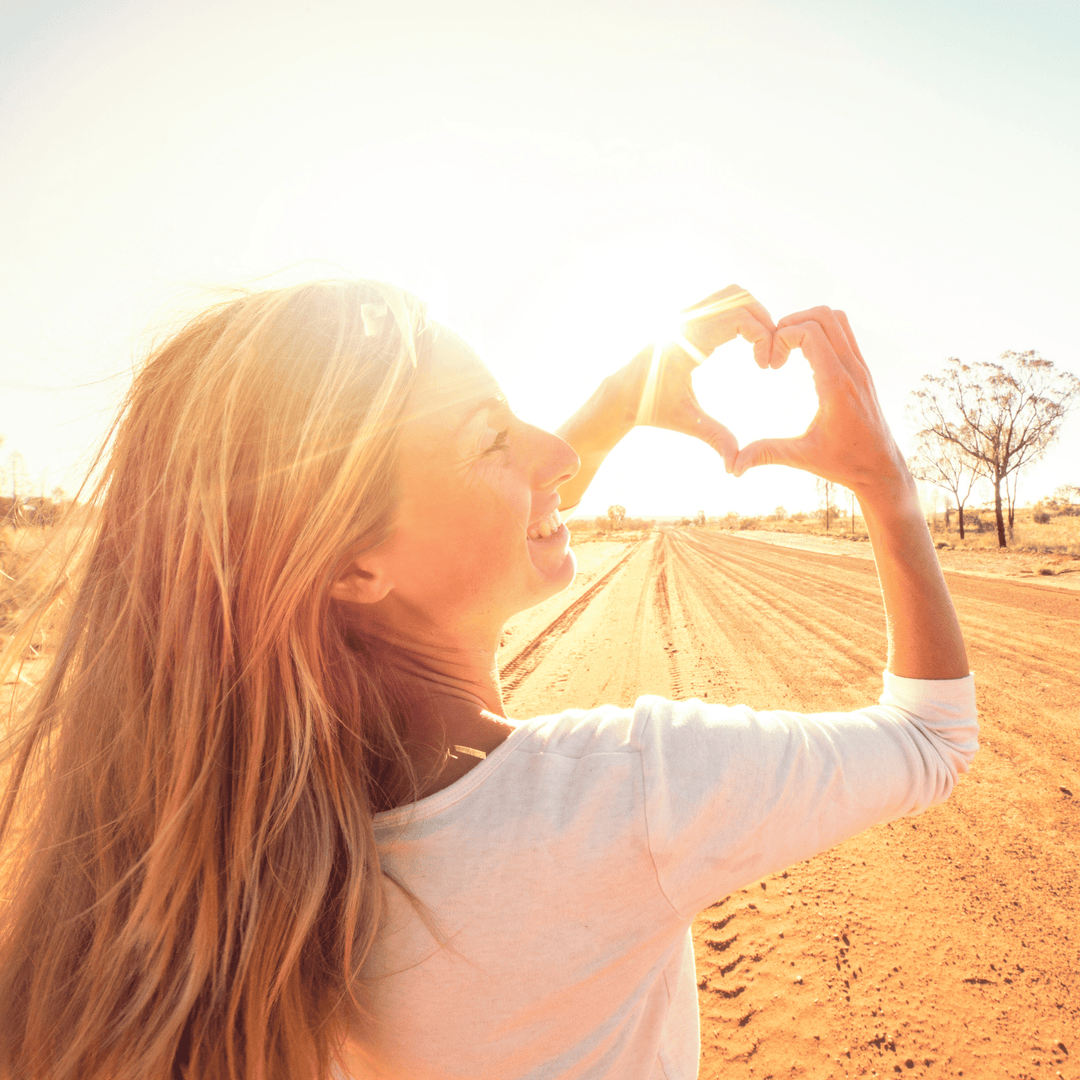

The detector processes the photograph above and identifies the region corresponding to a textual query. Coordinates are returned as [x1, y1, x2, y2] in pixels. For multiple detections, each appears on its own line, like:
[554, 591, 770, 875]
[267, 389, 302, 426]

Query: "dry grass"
[718, 506, 1080, 557]
[939, 514, 1080, 557]
[0, 517, 88, 656]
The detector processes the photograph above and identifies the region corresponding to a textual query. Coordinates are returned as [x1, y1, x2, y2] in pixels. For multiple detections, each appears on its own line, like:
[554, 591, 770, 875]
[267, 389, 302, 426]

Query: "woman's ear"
[329, 558, 394, 606]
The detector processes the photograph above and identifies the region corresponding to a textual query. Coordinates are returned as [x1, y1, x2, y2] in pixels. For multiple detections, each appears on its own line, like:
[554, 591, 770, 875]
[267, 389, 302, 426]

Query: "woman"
[0, 280, 975, 1080]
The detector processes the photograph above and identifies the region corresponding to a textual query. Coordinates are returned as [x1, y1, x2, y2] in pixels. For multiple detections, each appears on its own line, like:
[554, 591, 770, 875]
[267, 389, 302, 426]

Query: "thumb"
[691, 412, 739, 474]
[732, 437, 801, 478]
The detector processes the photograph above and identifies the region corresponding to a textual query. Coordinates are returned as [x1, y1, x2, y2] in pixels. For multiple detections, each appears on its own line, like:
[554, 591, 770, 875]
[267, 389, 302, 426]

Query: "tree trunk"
[993, 474, 1007, 548]
[958, 504, 965, 540]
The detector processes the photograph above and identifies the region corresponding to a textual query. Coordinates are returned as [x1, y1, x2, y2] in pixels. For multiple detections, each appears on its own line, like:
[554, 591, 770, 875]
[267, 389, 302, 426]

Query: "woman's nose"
[529, 424, 579, 491]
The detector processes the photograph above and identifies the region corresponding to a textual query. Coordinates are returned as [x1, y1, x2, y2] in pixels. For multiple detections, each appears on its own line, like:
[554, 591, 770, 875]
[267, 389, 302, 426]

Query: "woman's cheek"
[467, 458, 528, 520]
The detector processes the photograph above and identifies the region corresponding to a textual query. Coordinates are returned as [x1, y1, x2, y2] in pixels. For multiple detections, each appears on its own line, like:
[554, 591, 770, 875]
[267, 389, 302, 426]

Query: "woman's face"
[376, 327, 580, 638]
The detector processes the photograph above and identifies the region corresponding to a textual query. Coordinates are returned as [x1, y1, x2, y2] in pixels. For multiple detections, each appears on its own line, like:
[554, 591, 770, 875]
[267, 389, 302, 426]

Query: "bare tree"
[816, 477, 836, 531]
[1006, 467, 1021, 538]
[908, 429, 982, 539]
[5, 450, 30, 524]
[909, 352, 1080, 548]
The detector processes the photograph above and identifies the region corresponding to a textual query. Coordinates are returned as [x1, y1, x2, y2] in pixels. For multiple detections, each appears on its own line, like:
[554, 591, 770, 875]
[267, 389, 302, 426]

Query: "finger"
[776, 306, 859, 377]
[776, 322, 850, 393]
[692, 413, 740, 474]
[680, 285, 778, 361]
[677, 308, 774, 369]
[682, 284, 777, 335]
[769, 330, 792, 370]
[731, 310, 775, 370]
[732, 436, 801, 477]
[832, 309, 868, 368]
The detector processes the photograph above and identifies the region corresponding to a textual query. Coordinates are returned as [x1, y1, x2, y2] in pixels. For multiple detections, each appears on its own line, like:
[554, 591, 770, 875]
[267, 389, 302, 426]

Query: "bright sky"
[2, 0, 1078, 517]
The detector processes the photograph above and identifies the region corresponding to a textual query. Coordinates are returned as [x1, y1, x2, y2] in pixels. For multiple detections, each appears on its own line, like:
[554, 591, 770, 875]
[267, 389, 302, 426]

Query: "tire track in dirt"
[652, 537, 687, 699]
[664, 530, 888, 712]
[499, 542, 640, 695]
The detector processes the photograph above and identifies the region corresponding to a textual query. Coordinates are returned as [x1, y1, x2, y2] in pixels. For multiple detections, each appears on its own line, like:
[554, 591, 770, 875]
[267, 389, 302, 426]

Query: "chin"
[510, 541, 576, 618]
[534, 543, 577, 604]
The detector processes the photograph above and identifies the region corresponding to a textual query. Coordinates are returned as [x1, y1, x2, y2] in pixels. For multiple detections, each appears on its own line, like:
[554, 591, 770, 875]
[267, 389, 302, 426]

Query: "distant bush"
[737, 516, 760, 530]
[579, 515, 653, 534]
[964, 511, 994, 533]
[1034, 510, 1052, 524]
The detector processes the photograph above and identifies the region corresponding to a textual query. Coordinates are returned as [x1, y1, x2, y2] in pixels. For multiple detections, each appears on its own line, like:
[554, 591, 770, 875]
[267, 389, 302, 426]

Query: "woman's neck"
[376, 636, 505, 719]
[360, 627, 514, 800]
[340, 601, 517, 797]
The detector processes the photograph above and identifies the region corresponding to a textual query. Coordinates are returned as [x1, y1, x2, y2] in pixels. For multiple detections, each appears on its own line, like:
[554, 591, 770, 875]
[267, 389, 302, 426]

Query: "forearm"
[859, 478, 969, 680]
[554, 352, 648, 513]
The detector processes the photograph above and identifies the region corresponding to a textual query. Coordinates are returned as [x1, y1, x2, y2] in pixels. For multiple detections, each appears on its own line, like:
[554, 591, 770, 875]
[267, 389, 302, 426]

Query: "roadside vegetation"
[565, 490, 1080, 560]
[711, 491, 1080, 559]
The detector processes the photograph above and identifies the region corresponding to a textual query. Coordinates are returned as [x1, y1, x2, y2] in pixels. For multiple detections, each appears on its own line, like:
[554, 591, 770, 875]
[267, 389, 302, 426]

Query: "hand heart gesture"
[630, 291, 908, 500]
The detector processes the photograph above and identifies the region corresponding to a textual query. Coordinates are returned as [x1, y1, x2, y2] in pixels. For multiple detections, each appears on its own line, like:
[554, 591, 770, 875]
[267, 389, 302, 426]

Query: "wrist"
[555, 374, 634, 462]
[857, 483, 935, 560]
[588, 366, 641, 445]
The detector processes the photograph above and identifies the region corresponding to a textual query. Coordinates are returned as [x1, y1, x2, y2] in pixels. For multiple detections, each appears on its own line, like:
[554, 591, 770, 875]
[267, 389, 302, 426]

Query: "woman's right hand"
[731, 306, 914, 504]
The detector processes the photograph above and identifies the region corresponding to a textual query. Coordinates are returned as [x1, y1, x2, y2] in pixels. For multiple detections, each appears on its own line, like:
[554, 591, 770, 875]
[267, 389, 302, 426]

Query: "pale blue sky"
[2, 0, 1078, 515]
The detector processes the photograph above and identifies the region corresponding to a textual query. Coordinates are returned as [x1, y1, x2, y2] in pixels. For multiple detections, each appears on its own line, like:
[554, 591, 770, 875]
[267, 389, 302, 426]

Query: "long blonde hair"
[0, 280, 429, 1079]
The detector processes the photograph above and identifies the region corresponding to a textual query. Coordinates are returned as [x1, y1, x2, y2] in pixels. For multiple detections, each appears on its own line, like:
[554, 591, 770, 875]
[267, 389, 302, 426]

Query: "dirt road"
[499, 529, 1079, 1080]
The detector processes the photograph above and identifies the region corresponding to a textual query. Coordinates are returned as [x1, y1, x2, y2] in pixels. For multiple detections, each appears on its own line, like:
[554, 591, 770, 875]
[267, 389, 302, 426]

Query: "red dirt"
[500, 530, 1079, 1080]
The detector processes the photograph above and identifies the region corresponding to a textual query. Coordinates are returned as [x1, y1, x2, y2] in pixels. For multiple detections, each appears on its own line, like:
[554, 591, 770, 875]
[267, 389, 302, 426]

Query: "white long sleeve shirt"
[344, 672, 977, 1079]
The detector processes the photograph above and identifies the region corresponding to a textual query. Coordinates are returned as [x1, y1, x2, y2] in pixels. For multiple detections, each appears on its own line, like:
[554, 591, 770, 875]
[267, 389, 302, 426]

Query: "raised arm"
[555, 286, 776, 514]
[732, 307, 969, 681]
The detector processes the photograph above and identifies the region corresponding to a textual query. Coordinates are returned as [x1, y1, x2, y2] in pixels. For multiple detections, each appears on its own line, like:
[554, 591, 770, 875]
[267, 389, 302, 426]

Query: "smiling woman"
[0, 278, 977, 1080]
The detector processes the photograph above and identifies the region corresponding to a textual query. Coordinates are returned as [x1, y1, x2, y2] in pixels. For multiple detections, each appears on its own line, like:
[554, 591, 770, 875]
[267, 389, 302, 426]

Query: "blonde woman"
[0, 280, 975, 1080]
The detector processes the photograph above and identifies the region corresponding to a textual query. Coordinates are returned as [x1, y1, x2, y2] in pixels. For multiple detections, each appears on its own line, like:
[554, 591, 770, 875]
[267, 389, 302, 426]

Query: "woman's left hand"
[614, 285, 779, 472]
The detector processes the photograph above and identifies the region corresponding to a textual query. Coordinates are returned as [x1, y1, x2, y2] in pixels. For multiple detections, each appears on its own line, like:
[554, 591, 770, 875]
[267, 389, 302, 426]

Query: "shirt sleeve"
[635, 672, 978, 921]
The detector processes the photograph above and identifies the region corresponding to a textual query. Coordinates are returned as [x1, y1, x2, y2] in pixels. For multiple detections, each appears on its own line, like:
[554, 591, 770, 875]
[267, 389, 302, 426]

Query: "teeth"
[528, 509, 562, 540]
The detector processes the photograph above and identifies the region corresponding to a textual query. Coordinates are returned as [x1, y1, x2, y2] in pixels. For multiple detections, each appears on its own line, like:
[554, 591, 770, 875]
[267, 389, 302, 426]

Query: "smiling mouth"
[527, 509, 563, 540]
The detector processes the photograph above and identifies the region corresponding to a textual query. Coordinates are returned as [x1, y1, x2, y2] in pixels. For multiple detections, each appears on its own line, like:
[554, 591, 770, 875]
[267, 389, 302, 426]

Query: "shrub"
[1034, 511, 1052, 524]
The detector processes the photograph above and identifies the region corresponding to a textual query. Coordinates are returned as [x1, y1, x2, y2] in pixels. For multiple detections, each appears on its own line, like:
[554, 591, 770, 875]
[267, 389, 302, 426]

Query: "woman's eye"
[485, 429, 510, 454]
